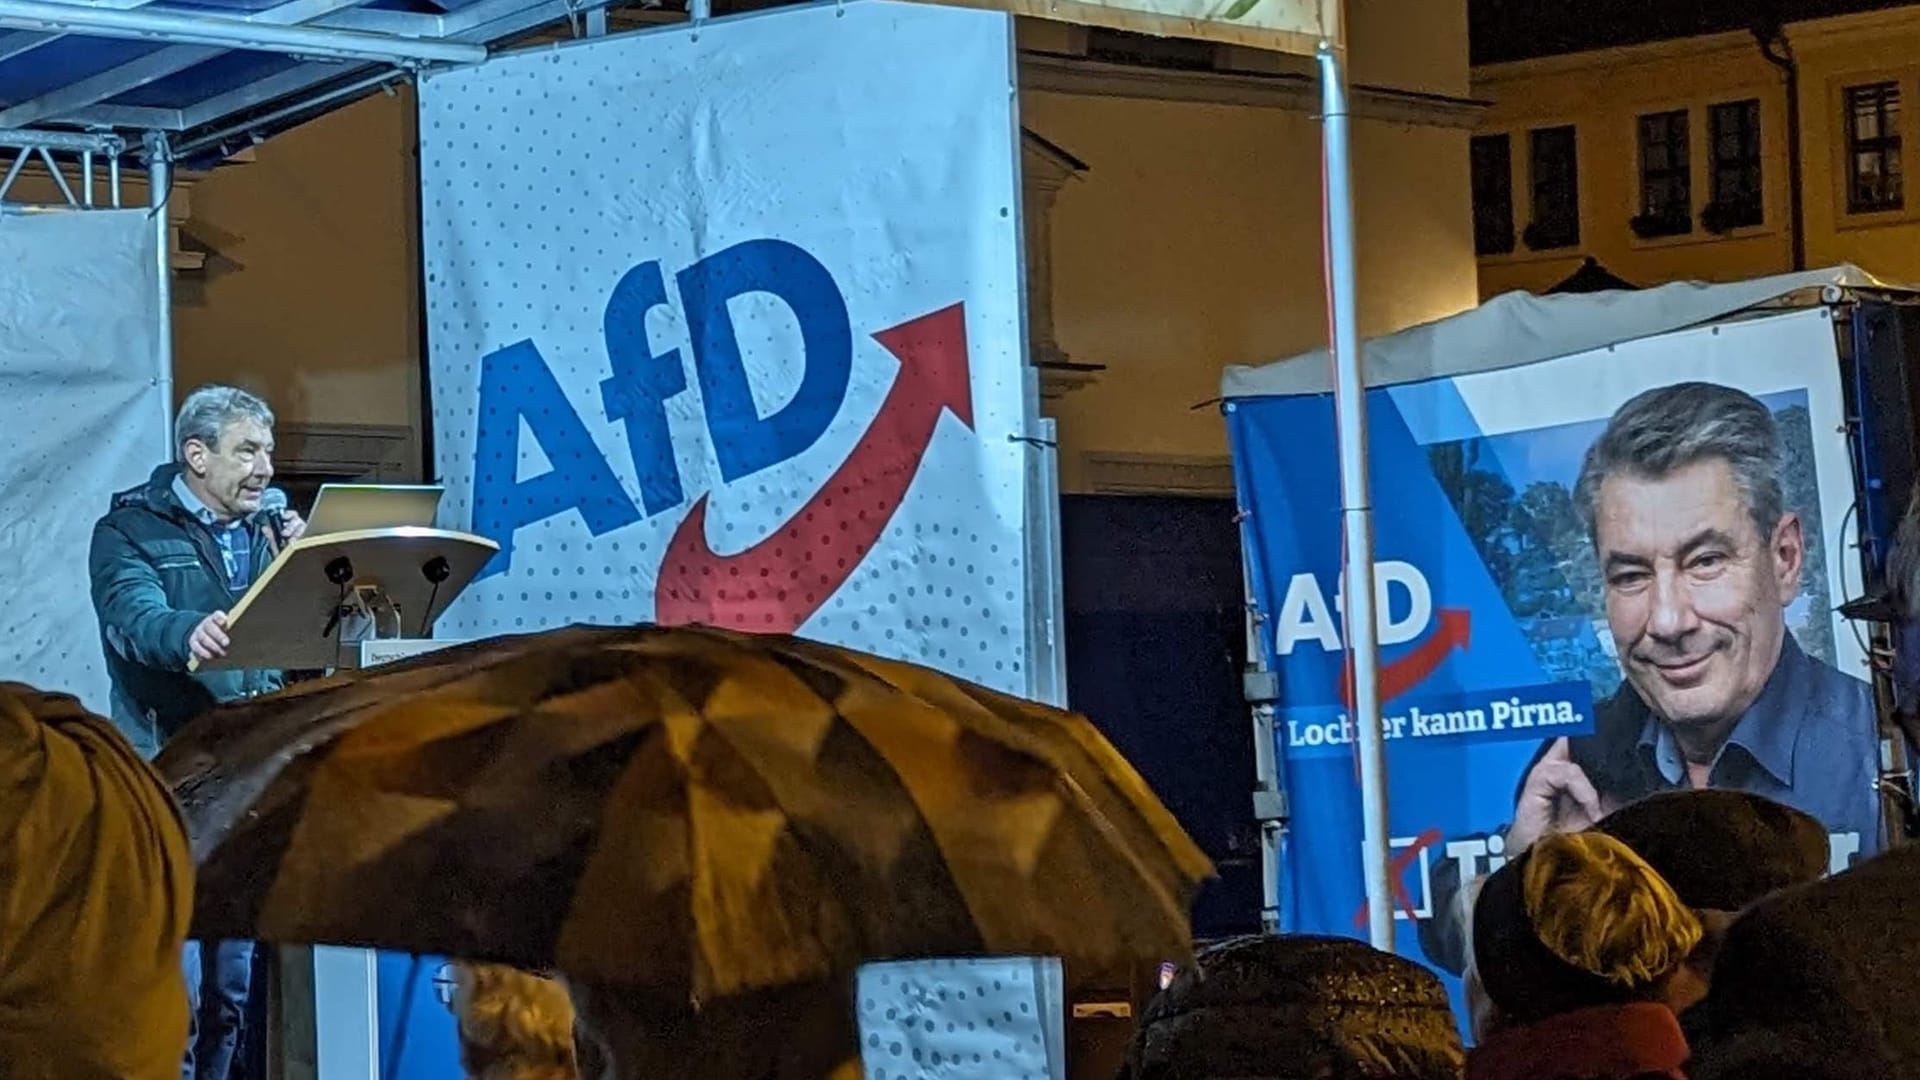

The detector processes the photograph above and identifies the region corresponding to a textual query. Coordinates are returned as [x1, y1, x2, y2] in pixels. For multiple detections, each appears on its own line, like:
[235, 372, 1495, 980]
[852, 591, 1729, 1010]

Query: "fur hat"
[1591, 790, 1828, 912]
[1120, 934, 1464, 1080]
[1472, 832, 1701, 1025]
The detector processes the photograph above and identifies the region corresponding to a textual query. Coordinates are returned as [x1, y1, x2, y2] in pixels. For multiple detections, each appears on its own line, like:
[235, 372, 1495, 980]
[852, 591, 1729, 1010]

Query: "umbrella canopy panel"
[156, 624, 1213, 996]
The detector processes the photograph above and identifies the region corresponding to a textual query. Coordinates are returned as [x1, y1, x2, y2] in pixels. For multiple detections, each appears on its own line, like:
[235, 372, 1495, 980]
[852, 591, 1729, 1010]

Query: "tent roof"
[0, 0, 612, 165]
[1220, 264, 1918, 400]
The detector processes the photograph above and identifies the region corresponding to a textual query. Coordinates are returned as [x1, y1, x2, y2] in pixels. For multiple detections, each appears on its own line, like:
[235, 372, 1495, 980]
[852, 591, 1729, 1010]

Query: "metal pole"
[0, 0, 487, 65]
[35, 146, 76, 206]
[1317, 41, 1393, 951]
[0, 127, 122, 154]
[1239, 545, 1285, 934]
[146, 132, 175, 449]
[173, 69, 406, 162]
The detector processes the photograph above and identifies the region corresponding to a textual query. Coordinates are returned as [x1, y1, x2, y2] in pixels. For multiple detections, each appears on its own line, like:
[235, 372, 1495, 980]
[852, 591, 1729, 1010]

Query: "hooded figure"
[0, 683, 193, 1079]
[1687, 843, 1920, 1080]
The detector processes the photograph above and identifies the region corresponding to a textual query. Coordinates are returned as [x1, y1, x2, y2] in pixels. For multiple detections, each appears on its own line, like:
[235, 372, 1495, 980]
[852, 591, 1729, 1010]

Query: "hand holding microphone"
[259, 487, 308, 544]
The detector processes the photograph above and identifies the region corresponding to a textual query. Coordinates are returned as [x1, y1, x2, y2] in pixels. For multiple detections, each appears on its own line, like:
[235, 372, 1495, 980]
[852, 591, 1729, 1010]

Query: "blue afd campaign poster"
[1227, 310, 1876, 1016]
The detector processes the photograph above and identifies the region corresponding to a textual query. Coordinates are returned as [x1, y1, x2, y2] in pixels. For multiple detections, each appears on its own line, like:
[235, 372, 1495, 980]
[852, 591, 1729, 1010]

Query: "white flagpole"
[1317, 33, 1394, 951]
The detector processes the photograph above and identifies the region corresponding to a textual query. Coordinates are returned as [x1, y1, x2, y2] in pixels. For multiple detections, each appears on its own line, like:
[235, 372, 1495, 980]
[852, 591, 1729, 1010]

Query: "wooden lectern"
[189, 526, 497, 673]
[186, 525, 495, 1080]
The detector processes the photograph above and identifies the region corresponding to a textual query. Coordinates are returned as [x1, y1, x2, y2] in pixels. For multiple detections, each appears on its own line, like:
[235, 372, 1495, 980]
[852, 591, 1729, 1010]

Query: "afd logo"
[469, 238, 974, 632]
[1273, 562, 1435, 656]
[1273, 563, 1473, 706]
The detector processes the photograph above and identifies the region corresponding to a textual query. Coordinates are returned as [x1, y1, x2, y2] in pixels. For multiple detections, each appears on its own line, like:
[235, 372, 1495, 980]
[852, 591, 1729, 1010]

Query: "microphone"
[259, 487, 290, 547]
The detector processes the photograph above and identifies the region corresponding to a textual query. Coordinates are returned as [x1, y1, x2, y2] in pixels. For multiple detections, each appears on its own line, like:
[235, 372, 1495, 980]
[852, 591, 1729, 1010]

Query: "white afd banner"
[419, 1, 1035, 694]
[0, 210, 165, 711]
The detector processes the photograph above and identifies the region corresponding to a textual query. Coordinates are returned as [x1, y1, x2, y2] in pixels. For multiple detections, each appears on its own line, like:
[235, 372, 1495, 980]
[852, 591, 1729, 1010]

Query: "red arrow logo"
[1340, 608, 1471, 710]
[655, 302, 974, 632]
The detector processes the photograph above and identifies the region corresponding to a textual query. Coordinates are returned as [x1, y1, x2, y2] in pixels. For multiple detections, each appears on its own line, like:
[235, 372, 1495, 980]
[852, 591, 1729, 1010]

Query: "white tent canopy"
[1221, 264, 1919, 399]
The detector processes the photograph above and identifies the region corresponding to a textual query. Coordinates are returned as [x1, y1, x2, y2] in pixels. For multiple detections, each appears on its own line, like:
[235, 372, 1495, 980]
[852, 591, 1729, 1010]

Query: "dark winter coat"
[89, 463, 283, 756]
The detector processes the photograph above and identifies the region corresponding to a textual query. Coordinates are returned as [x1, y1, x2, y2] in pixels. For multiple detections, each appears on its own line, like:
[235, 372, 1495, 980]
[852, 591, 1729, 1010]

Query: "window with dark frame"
[1526, 125, 1580, 250]
[1635, 110, 1692, 237]
[1845, 81, 1903, 214]
[1471, 134, 1515, 256]
[1706, 99, 1764, 231]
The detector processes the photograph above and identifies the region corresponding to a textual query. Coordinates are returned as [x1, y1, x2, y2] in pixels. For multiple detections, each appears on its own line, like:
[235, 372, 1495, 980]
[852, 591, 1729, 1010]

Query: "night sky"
[1472, 0, 1920, 64]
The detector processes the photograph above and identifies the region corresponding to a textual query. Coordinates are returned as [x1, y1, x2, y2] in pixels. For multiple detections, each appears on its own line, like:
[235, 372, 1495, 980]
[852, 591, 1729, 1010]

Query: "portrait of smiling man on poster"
[1419, 379, 1883, 977]
[1508, 380, 1879, 852]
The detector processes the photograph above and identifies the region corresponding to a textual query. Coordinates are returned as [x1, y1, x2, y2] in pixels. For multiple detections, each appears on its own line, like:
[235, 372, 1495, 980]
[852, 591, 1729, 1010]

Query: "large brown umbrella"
[156, 624, 1211, 1001]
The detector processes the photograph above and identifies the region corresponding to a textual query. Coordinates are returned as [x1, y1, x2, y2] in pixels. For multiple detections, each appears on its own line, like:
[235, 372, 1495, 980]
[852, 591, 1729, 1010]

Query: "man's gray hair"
[1572, 381, 1785, 544]
[174, 384, 274, 461]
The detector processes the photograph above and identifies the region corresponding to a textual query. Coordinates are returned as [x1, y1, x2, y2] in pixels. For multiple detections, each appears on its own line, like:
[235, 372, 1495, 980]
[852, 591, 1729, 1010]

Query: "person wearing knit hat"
[1468, 831, 1705, 1080]
[1118, 934, 1464, 1080]
[1686, 843, 1920, 1080]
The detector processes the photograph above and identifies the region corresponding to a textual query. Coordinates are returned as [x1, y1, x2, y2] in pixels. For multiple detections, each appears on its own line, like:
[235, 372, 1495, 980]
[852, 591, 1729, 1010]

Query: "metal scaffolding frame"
[0, 127, 172, 504]
[0, 130, 127, 207]
[0, 0, 611, 135]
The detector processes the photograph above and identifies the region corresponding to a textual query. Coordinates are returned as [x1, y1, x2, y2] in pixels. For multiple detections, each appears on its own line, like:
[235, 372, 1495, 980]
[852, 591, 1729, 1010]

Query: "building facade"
[17, 0, 1477, 496]
[1472, 3, 1920, 299]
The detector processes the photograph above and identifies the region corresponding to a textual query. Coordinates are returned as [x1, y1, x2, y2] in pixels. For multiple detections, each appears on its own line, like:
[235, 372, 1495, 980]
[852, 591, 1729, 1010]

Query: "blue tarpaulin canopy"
[0, 0, 616, 165]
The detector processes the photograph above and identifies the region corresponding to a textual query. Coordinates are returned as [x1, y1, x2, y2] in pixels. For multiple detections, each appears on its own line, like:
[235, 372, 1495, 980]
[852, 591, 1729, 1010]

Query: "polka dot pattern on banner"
[415, 3, 1036, 696]
[856, 957, 1064, 1080]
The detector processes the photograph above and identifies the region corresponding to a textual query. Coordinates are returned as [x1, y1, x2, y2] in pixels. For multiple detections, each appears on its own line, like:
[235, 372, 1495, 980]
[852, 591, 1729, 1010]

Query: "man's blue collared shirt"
[172, 475, 252, 598]
[1632, 632, 1882, 858]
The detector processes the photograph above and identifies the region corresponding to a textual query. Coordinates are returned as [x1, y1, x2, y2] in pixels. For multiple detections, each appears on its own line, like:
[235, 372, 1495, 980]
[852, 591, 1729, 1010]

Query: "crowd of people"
[14, 656, 1920, 1079]
[14, 378, 1913, 1079]
[432, 787, 1920, 1080]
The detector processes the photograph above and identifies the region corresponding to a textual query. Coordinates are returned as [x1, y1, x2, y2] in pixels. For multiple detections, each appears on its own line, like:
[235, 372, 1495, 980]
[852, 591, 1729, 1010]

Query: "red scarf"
[1468, 1003, 1689, 1080]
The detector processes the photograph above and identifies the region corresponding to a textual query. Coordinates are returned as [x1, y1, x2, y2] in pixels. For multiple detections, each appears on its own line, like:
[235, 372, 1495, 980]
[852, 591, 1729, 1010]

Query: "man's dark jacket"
[89, 463, 283, 756]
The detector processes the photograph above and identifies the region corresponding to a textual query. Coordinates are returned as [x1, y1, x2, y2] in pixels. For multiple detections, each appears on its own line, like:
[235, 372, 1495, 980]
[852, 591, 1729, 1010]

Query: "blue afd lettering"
[472, 340, 641, 579]
[678, 238, 852, 482]
[598, 261, 687, 516]
[469, 238, 854, 578]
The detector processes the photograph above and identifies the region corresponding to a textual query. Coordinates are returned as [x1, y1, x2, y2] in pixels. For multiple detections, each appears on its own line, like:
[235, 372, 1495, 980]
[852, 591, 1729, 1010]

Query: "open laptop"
[304, 483, 445, 536]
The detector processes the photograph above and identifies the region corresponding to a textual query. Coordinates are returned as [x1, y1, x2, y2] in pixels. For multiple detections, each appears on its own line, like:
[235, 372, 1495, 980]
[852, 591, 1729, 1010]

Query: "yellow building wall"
[169, 88, 421, 436]
[1472, 9, 1920, 300]
[1028, 91, 1476, 490]
[155, 0, 1474, 493]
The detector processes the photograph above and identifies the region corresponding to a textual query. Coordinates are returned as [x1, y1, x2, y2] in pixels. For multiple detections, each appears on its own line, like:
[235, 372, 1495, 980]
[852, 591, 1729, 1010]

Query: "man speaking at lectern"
[88, 383, 304, 1080]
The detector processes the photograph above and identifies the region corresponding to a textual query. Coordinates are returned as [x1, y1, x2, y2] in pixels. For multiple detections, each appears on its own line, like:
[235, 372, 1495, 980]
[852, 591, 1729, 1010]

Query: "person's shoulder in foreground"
[1688, 843, 1920, 1080]
[0, 682, 192, 1080]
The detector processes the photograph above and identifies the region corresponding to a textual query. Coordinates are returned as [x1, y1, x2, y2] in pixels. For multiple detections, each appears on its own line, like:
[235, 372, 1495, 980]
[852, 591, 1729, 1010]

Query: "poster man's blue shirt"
[1628, 631, 1881, 856]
